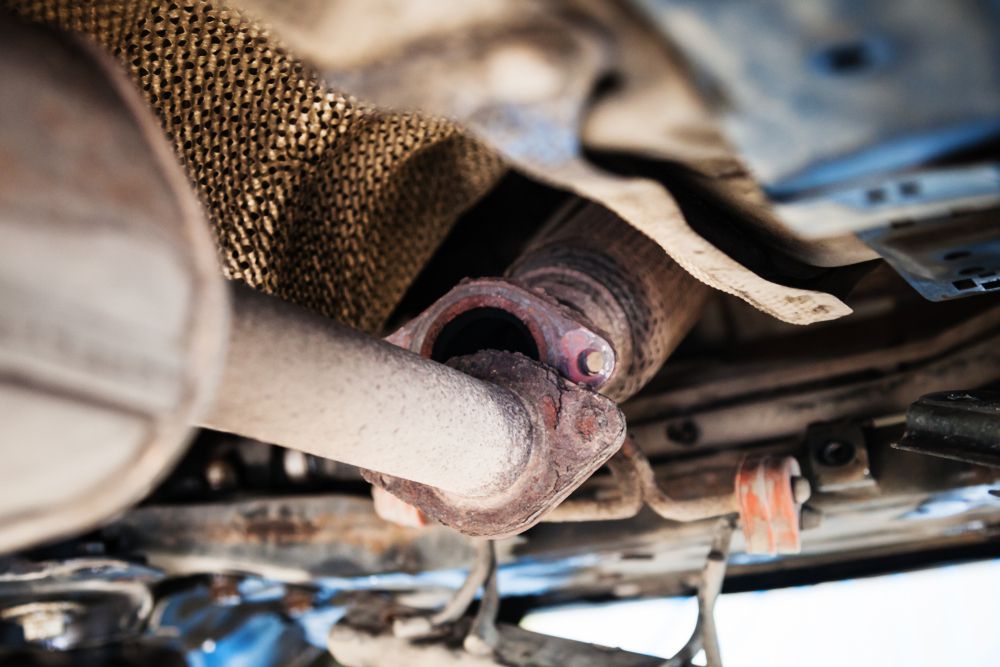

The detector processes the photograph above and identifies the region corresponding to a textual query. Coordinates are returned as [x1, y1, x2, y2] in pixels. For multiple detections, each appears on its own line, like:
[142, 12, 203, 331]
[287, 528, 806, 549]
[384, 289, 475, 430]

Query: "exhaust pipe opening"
[430, 307, 540, 363]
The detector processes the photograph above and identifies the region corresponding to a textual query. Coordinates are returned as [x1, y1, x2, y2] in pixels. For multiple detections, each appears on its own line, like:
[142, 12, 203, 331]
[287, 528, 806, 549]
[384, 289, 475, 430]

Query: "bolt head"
[580, 349, 605, 376]
[205, 459, 236, 491]
[817, 440, 856, 467]
[283, 449, 311, 482]
[666, 419, 700, 446]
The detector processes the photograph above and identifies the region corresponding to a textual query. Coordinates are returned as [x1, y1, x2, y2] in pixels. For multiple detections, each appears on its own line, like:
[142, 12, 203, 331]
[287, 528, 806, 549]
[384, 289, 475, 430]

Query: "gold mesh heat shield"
[6, 0, 506, 332]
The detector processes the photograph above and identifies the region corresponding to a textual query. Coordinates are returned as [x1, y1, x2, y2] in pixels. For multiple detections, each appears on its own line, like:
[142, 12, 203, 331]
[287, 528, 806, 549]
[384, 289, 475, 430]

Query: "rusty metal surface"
[365, 350, 626, 538]
[101, 430, 1000, 602]
[87, 303, 1000, 599]
[509, 203, 708, 401]
[628, 306, 1000, 457]
[203, 282, 628, 538]
[548, 438, 805, 556]
[113, 495, 475, 580]
[109, 465, 1000, 595]
[202, 283, 535, 499]
[387, 277, 617, 392]
[389, 202, 705, 403]
[630, 439, 741, 524]
[806, 421, 878, 494]
[519, 429, 1000, 599]
[541, 445, 644, 523]
[382, 202, 689, 530]
[0, 16, 227, 553]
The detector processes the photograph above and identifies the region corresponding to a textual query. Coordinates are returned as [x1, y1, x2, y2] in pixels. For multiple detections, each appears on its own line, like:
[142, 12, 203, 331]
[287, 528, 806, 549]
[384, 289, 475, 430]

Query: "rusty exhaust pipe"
[202, 283, 532, 499]
[376, 202, 708, 532]
[389, 202, 708, 403]
[202, 283, 626, 538]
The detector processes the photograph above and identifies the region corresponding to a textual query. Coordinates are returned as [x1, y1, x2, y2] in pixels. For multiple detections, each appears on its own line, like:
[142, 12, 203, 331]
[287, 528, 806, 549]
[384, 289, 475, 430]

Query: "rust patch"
[574, 407, 600, 441]
[539, 394, 559, 430]
[240, 515, 320, 545]
[364, 350, 626, 538]
[385, 278, 616, 392]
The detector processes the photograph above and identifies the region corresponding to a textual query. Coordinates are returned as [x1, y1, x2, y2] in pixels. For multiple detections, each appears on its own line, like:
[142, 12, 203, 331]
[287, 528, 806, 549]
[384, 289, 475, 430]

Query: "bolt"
[205, 458, 236, 491]
[579, 349, 605, 376]
[666, 419, 699, 446]
[817, 440, 856, 467]
[283, 449, 311, 482]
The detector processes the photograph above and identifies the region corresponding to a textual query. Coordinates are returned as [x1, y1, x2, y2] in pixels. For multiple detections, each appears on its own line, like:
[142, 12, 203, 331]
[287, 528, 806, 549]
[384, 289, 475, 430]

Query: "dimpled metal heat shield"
[6, 0, 507, 332]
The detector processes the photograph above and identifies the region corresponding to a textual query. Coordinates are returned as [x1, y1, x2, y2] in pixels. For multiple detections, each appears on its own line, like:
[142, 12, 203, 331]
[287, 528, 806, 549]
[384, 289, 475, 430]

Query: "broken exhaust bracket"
[363, 350, 627, 539]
